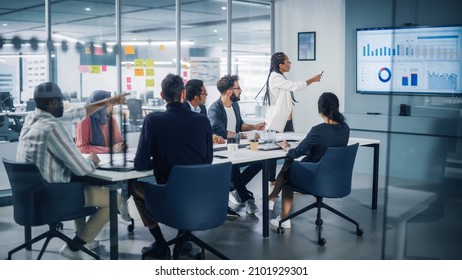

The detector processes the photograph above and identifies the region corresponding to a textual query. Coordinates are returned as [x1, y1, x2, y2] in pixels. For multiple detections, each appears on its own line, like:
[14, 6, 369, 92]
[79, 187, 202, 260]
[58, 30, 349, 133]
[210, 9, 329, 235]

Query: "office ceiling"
[0, 0, 273, 54]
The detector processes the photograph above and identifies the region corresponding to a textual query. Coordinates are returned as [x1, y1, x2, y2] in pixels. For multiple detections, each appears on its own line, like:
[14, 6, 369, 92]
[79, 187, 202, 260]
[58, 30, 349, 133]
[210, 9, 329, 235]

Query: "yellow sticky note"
[124, 46, 135, 55]
[134, 68, 145, 76]
[146, 79, 155, 87]
[90, 65, 101, 74]
[145, 59, 154, 67]
[134, 59, 144, 67]
[145, 68, 154, 76]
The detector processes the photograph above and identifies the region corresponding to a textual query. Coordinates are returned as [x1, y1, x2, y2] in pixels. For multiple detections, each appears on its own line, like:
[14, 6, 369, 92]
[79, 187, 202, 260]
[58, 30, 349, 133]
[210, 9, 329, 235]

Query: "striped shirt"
[16, 107, 96, 183]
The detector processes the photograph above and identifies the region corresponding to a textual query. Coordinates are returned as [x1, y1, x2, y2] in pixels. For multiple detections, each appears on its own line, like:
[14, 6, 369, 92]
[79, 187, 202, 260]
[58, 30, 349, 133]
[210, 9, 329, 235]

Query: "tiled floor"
[1, 172, 461, 260]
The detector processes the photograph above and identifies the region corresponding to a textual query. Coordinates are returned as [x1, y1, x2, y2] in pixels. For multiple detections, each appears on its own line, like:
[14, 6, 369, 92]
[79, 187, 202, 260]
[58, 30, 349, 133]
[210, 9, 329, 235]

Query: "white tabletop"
[86, 135, 380, 182]
[0, 111, 29, 117]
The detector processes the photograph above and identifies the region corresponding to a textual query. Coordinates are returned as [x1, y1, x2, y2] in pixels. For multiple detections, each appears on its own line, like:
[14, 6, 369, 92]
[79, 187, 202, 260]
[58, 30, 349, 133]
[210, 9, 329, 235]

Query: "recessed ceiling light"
[85, 7, 91, 11]
[213, 29, 218, 33]
[219, 38, 223, 41]
[221, 6, 227, 10]
[3, 23, 7, 27]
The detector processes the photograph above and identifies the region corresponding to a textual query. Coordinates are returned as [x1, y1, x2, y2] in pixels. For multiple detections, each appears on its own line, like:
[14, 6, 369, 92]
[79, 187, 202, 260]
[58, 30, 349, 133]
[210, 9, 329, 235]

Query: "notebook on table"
[258, 143, 282, 151]
[94, 153, 135, 172]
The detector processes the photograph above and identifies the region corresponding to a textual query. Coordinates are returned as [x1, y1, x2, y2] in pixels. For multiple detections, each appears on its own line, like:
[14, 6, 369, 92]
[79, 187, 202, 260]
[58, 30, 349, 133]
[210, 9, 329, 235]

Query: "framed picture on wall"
[298, 32, 316, 61]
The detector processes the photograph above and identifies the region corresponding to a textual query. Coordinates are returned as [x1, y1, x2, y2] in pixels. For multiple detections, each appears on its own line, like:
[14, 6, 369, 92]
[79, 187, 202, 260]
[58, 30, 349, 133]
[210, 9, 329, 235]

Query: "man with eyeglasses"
[183, 79, 208, 115]
[208, 75, 265, 215]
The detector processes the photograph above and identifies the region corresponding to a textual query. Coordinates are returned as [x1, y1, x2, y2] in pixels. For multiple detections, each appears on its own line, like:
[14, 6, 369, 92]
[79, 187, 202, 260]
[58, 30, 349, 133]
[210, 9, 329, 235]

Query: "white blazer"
[264, 72, 308, 132]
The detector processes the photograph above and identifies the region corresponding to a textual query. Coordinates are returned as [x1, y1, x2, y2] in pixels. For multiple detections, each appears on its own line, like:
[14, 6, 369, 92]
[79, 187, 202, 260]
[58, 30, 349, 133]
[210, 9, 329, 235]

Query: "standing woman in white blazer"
[263, 52, 322, 132]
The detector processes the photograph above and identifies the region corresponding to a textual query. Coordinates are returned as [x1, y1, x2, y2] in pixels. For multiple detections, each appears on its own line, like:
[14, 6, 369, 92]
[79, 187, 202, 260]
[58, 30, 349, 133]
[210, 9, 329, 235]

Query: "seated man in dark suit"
[208, 74, 265, 215]
[183, 79, 207, 115]
[132, 74, 214, 259]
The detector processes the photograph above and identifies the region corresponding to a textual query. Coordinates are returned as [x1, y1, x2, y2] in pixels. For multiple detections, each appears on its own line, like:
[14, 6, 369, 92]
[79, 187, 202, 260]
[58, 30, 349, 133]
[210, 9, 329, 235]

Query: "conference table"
[87, 133, 380, 259]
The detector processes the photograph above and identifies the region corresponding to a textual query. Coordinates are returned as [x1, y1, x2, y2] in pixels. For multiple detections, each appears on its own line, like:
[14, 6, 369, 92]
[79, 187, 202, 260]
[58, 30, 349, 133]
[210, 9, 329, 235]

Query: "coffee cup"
[250, 139, 259, 151]
[227, 143, 238, 157]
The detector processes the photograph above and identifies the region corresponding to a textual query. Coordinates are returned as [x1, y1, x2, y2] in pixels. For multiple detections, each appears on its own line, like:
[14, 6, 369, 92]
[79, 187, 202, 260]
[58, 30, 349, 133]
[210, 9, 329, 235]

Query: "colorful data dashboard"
[356, 25, 462, 95]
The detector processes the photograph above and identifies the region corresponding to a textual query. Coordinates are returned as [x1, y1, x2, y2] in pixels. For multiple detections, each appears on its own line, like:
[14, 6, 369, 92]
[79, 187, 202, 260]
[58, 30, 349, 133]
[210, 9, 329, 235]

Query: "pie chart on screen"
[378, 67, 392, 83]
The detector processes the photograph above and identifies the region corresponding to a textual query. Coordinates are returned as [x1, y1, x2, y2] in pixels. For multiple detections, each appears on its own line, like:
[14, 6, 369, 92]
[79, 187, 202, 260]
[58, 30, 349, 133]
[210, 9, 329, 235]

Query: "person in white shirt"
[208, 75, 265, 215]
[262, 52, 322, 133]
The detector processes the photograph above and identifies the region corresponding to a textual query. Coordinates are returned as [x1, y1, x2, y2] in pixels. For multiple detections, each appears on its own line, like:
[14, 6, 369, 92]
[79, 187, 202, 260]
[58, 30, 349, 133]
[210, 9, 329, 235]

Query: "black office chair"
[276, 143, 364, 246]
[126, 98, 144, 131]
[0, 115, 19, 141]
[2, 158, 100, 260]
[26, 99, 36, 111]
[144, 162, 232, 260]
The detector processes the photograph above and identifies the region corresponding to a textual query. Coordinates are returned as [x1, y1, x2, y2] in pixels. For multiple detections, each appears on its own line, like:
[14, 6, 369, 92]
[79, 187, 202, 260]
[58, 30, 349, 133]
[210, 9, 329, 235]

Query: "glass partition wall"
[0, 0, 272, 193]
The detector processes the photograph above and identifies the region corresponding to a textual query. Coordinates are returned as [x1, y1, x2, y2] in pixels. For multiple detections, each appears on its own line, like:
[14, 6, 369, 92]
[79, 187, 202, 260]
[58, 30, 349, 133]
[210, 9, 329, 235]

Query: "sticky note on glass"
[146, 68, 154, 76]
[146, 79, 155, 87]
[79, 65, 90, 73]
[145, 59, 154, 67]
[124, 46, 135, 55]
[134, 59, 144, 67]
[134, 68, 145, 76]
[90, 65, 101, 74]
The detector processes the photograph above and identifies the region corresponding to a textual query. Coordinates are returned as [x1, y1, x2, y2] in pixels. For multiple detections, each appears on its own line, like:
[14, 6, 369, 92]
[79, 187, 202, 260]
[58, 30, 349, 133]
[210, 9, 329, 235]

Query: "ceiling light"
[221, 6, 227, 10]
[85, 7, 91, 11]
[107, 41, 194, 46]
[52, 33, 85, 44]
[213, 29, 218, 33]
[2, 23, 7, 27]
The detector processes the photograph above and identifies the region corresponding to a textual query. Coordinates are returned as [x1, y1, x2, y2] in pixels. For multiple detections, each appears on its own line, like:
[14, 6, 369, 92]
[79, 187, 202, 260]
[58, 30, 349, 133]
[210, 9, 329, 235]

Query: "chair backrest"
[2, 158, 88, 226]
[289, 143, 359, 198]
[0, 115, 8, 132]
[127, 99, 143, 119]
[145, 162, 232, 231]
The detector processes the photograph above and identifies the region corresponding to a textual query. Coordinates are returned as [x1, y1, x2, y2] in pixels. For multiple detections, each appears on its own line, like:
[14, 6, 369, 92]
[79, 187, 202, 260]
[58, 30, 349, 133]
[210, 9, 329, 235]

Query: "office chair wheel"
[56, 222, 64, 230]
[196, 252, 205, 260]
[317, 238, 326, 246]
[276, 227, 285, 234]
[356, 228, 364, 236]
[315, 219, 323, 226]
[127, 218, 135, 232]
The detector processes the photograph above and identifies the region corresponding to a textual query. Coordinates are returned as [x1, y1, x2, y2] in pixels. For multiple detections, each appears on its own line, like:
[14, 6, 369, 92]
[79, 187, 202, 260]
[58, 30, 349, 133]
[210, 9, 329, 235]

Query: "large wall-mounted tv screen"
[356, 25, 462, 96]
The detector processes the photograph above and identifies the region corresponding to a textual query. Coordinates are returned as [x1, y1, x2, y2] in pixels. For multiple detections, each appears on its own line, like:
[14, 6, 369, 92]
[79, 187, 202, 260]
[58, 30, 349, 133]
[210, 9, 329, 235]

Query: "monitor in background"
[356, 25, 462, 96]
[0, 92, 14, 111]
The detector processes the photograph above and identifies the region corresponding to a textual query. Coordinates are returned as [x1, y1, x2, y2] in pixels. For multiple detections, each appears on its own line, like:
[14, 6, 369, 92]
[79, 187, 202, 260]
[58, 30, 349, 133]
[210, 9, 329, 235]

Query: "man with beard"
[208, 75, 265, 215]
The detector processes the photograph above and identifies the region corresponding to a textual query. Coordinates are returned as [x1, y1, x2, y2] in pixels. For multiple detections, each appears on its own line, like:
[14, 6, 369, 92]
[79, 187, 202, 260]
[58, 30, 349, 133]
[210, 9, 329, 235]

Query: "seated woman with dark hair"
[269, 92, 350, 229]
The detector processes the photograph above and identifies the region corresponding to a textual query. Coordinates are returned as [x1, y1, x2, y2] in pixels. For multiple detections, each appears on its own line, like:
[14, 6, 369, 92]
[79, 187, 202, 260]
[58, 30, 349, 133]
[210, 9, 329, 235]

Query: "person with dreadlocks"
[262, 52, 322, 133]
[256, 52, 322, 194]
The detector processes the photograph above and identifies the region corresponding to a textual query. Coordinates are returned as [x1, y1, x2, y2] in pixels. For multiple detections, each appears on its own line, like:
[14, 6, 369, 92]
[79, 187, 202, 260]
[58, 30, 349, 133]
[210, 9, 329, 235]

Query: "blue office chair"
[2, 158, 100, 260]
[144, 162, 232, 260]
[276, 143, 364, 246]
